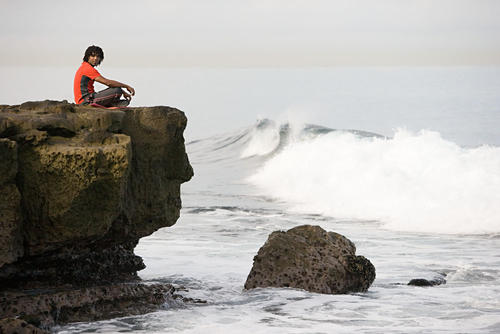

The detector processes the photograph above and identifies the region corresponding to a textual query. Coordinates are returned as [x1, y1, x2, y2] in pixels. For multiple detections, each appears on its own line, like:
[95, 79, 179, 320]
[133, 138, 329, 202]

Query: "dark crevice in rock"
[37, 125, 75, 138]
[0, 243, 144, 289]
[0, 126, 17, 138]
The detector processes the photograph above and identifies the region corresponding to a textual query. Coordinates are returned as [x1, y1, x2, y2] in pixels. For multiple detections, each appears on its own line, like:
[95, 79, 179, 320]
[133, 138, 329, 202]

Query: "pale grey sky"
[1, 0, 500, 67]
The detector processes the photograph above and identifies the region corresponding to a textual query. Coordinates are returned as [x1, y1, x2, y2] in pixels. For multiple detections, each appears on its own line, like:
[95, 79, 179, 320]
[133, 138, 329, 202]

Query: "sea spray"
[240, 120, 280, 158]
[248, 128, 500, 234]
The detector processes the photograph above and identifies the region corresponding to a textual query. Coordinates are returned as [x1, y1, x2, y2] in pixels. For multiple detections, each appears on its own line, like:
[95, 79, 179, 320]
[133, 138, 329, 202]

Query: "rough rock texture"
[0, 139, 23, 268]
[0, 318, 49, 334]
[0, 100, 193, 329]
[0, 283, 174, 329]
[244, 225, 376, 294]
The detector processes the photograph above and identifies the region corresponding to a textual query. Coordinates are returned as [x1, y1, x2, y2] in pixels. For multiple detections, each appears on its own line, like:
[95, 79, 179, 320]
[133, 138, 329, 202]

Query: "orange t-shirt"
[73, 61, 101, 104]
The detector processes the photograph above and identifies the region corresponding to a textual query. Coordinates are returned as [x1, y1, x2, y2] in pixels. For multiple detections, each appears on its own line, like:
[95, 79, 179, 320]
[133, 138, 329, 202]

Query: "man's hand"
[123, 91, 132, 102]
[125, 85, 135, 96]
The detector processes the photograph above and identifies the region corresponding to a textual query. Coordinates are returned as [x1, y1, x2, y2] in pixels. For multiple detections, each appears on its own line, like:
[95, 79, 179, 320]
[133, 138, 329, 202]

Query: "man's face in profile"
[88, 54, 102, 67]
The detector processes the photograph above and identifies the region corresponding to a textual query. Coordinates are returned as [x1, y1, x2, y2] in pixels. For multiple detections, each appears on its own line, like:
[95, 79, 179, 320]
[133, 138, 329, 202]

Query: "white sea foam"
[248, 128, 500, 234]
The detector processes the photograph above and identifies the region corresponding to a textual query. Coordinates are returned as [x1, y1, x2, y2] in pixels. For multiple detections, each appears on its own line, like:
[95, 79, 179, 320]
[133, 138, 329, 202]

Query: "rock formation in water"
[244, 225, 376, 294]
[0, 100, 193, 330]
[408, 275, 446, 287]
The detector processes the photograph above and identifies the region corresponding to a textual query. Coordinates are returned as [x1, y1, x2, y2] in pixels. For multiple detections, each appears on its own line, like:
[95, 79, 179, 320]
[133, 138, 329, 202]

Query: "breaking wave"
[245, 123, 500, 234]
[188, 119, 500, 234]
[187, 119, 381, 162]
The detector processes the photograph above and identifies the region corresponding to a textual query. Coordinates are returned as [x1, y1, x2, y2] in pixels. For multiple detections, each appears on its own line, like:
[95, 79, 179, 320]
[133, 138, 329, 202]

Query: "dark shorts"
[83, 87, 128, 107]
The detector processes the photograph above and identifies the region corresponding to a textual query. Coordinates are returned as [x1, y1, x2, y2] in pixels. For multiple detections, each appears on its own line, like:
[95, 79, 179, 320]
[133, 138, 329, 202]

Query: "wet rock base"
[408, 275, 447, 287]
[0, 283, 174, 332]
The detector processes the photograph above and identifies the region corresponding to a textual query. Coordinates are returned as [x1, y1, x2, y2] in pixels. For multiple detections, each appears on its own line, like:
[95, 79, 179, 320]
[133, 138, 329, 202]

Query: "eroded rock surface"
[245, 225, 376, 294]
[0, 139, 23, 268]
[0, 283, 174, 329]
[0, 100, 193, 329]
[0, 318, 49, 334]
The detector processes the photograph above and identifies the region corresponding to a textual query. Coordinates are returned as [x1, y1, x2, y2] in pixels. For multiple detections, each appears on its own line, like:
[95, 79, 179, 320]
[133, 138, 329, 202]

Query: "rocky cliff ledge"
[0, 100, 193, 329]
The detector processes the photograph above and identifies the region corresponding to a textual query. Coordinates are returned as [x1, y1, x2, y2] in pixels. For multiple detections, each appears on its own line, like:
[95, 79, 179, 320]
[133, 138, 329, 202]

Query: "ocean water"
[5, 66, 500, 333]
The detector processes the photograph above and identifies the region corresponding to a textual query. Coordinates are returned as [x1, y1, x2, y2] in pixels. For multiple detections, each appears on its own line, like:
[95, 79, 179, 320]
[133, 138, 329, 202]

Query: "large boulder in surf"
[244, 225, 375, 294]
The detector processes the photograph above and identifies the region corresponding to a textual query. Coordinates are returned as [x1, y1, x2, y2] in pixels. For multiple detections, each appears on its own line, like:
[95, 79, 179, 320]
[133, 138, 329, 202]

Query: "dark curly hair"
[83, 45, 104, 65]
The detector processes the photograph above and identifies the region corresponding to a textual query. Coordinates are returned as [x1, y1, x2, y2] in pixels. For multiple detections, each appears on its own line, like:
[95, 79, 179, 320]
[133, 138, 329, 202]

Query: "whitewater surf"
[246, 121, 500, 235]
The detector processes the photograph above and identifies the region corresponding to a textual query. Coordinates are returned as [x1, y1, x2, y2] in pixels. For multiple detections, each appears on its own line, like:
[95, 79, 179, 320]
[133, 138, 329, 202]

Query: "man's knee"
[110, 87, 123, 95]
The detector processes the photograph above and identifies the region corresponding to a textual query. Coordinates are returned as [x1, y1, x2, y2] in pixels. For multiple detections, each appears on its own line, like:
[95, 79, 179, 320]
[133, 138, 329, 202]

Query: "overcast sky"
[1, 0, 500, 67]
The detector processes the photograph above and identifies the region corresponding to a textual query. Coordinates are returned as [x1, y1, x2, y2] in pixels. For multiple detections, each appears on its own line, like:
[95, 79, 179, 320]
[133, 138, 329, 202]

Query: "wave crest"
[188, 119, 383, 162]
[248, 128, 500, 234]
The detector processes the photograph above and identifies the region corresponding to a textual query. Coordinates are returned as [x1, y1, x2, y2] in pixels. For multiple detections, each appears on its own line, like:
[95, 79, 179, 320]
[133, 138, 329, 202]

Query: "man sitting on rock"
[74, 45, 135, 107]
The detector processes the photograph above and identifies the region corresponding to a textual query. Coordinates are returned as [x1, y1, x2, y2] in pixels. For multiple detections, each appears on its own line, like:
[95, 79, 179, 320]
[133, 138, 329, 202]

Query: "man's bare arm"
[95, 75, 135, 96]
